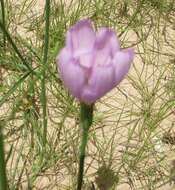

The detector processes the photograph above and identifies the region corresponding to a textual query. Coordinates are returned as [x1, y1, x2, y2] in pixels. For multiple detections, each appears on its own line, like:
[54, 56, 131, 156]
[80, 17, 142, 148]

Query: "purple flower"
[57, 19, 134, 104]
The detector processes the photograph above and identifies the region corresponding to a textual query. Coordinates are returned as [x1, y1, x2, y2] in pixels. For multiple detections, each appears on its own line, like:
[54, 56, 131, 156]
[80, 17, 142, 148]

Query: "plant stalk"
[42, 0, 50, 148]
[77, 103, 93, 190]
[0, 21, 32, 72]
[0, 0, 6, 46]
[0, 126, 8, 190]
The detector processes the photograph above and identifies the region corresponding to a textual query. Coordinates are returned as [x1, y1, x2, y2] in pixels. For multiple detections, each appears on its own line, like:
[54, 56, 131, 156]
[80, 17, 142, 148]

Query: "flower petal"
[113, 48, 134, 84]
[66, 19, 96, 54]
[78, 52, 94, 68]
[93, 28, 120, 66]
[80, 87, 98, 104]
[58, 49, 86, 98]
[81, 65, 116, 103]
[57, 47, 72, 67]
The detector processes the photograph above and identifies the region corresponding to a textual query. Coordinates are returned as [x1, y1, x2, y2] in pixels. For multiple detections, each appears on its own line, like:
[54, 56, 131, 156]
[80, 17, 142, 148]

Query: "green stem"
[77, 103, 93, 190]
[0, 21, 32, 72]
[0, 126, 8, 190]
[0, 0, 6, 46]
[42, 0, 50, 148]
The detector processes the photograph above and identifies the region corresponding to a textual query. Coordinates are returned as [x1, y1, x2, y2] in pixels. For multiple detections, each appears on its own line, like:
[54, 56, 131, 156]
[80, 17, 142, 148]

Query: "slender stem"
[42, 0, 50, 148]
[77, 103, 93, 190]
[0, 0, 5, 84]
[0, 0, 6, 46]
[0, 125, 8, 190]
[77, 128, 88, 190]
[0, 21, 32, 72]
